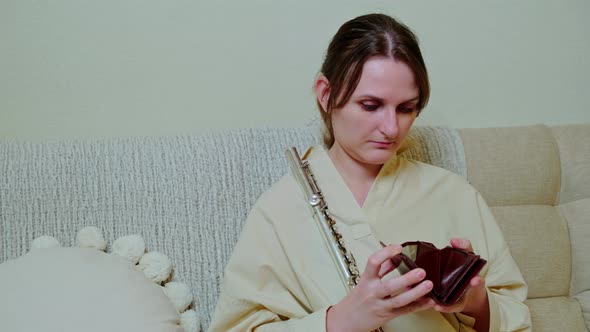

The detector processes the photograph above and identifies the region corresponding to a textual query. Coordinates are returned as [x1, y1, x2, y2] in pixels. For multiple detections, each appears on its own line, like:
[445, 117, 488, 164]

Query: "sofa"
[0, 124, 588, 331]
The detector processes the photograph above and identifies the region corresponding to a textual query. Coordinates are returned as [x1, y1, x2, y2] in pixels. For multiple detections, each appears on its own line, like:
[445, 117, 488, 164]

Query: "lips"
[370, 141, 394, 148]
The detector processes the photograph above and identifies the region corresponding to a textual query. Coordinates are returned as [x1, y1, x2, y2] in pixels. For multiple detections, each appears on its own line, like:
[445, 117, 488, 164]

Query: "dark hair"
[318, 13, 430, 147]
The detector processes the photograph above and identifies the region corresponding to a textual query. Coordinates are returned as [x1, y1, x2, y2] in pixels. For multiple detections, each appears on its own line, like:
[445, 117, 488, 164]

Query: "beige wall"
[1, 1, 589, 141]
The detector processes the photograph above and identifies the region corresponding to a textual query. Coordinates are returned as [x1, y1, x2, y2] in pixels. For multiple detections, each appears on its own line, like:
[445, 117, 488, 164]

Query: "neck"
[327, 143, 382, 206]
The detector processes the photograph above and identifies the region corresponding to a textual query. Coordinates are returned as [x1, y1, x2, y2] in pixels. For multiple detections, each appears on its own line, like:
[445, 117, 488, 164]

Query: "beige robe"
[208, 145, 532, 331]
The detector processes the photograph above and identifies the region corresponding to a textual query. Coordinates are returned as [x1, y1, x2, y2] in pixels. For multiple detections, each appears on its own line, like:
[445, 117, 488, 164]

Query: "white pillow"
[0, 228, 197, 332]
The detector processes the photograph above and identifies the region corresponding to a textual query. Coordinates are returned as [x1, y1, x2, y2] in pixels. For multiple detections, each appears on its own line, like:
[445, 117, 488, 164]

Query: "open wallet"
[390, 241, 487, 305]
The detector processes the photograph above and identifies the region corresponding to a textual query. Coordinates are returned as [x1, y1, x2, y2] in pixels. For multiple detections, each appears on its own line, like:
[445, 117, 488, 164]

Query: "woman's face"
[317, 56, 420, 168]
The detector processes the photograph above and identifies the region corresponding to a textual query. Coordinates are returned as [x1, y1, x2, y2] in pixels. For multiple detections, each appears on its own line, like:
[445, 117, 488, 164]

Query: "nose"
[379, 107, 399, 139]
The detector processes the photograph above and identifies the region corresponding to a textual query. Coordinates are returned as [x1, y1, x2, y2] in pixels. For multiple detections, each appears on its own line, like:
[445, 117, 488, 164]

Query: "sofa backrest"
[1, 124, 588, 331]
[459, 124, 590, 331]
[0, 128, 316, 329]
[0, 126, 468, 330]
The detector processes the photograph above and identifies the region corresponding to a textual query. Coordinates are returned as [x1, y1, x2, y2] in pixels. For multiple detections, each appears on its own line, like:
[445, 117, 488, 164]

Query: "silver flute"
[286, 147, 384, 332]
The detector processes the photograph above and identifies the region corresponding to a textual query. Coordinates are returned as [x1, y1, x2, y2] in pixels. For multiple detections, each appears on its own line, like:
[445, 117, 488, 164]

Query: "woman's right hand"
[326, 244, 434, 332]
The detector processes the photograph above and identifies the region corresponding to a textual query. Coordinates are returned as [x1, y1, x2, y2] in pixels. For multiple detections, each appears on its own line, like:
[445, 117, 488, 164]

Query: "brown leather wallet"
[389, 241, 487, 305]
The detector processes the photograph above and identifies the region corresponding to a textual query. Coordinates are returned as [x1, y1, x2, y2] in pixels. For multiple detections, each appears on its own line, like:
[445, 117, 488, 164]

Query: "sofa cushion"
[560, 199, 590, 296]
[552, 124, 590, 204]
[0, 247, 183, 332]
[491, 205, 571, 298]
[459, 125, 561, 207]
[458, 124, 590, 330]
[525, 297, 586, 332]
[552, 124, 590, 300]
[574, 290, 590, 330]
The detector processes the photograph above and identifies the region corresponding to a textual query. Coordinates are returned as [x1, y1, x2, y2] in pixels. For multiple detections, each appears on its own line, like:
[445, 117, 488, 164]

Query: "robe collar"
[302, 145, 402, 226]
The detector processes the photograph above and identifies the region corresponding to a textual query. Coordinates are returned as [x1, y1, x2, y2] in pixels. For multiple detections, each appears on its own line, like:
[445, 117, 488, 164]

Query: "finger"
[378, 258, 396, 279]
[377, 242, 397, 278]
[392, 297, 435, 317]
[380, 268, 427, 298]
[385, 280, 433, 308]
[469, 276, 488, 304]
[365, 244, 403, 279]
[450, 238, 473, 252]
[470, 276, 484, 288]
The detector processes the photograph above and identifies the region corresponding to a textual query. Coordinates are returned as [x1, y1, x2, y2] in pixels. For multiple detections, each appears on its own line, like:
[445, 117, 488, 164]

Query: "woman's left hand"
[433, 238, 488, 315]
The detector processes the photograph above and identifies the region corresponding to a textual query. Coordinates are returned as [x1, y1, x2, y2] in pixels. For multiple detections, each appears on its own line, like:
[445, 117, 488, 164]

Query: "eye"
[360, 101, 381, 112]
[397, 105, 417, 114]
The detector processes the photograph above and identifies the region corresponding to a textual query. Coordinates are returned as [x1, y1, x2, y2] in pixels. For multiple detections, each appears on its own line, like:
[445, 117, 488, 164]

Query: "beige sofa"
[460, 125, 589, 331]
[0, 124, 588, 331]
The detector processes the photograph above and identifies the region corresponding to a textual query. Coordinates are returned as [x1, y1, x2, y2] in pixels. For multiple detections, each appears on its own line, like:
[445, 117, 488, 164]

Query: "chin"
[362, 150, 397, 165]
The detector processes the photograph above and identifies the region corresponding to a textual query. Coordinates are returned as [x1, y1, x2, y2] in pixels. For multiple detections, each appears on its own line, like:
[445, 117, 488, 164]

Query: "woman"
[208, 13, 531, 331]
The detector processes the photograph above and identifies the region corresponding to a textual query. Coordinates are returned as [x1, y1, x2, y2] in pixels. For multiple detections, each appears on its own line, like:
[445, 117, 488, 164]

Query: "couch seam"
[546, 125, 576, 298]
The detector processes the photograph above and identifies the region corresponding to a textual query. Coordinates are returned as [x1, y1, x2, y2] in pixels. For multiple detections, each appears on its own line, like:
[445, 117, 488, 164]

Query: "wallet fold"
[390, 241, 487, 305]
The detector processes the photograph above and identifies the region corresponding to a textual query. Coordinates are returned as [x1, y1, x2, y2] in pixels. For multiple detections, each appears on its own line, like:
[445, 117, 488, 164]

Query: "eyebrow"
[358, 94, 419, 104]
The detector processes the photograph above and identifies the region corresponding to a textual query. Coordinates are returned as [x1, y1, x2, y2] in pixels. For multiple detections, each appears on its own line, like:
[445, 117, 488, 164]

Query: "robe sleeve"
[456, 192, 532, 332]
[207, 204, 330, 332]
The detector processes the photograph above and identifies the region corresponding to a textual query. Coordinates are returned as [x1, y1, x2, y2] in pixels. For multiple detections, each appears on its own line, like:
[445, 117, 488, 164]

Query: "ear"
[314, 74, 331, 113]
